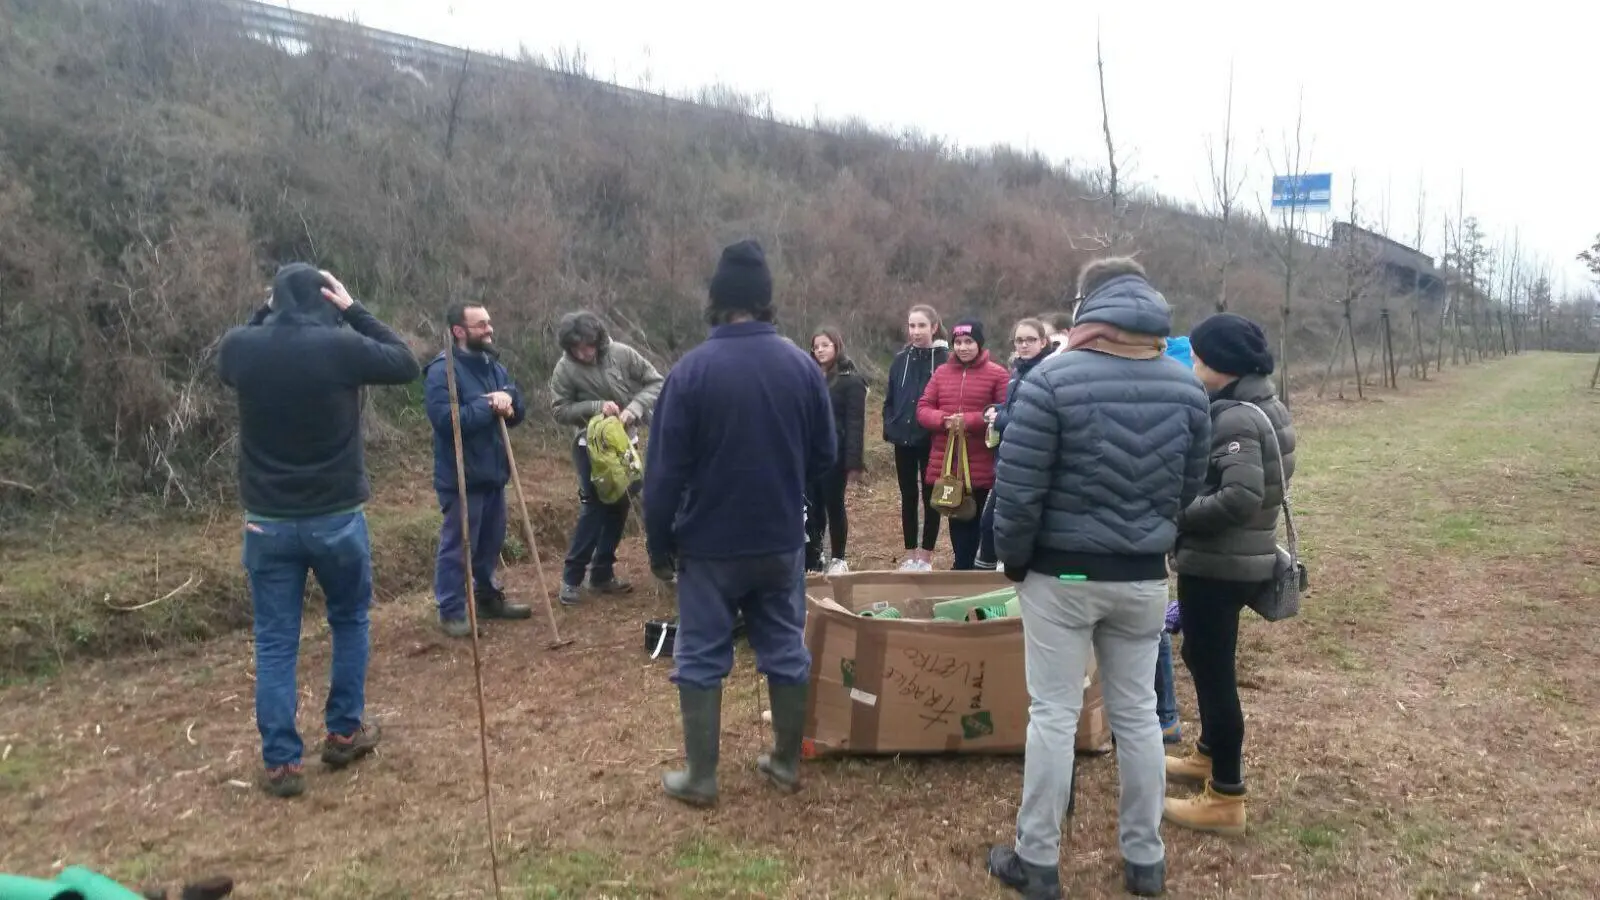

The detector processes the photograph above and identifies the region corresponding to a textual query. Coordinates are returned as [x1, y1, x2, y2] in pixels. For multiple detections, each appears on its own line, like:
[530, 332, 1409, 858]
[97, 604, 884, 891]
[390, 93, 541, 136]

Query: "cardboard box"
[801, 570, 1111, 758]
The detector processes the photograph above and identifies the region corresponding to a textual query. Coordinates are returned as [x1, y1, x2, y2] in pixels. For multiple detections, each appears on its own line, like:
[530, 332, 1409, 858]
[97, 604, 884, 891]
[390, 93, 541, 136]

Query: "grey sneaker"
[259, 763, 304, 798]
[559, 583, 582, 606]
[439, 617, 472, 638]
[320, 723, 381, 770]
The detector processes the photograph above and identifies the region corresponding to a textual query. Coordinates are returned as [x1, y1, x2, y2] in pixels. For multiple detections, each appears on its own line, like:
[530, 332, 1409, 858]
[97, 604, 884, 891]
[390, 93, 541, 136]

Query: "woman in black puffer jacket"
[1164, 313, 1296, 839]
[806, 327, 868, 574]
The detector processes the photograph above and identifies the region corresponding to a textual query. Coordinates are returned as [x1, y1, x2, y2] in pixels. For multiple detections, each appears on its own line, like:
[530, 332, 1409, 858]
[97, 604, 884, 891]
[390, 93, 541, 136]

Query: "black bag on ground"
[645, 612, 747, 659]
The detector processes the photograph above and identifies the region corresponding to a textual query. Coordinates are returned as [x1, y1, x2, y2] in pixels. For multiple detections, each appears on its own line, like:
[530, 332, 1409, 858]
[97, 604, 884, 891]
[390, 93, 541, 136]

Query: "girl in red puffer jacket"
[916, 317, 1010, 569]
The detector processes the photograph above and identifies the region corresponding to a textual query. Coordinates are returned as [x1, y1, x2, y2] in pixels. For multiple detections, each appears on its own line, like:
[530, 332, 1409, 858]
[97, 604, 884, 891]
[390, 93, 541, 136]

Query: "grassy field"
[1, 352, 1597, 898]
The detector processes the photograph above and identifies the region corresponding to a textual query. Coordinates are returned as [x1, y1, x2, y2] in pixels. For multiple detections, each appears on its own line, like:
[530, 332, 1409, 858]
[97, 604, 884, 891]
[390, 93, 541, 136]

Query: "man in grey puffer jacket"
[986, 258, 1210, 900]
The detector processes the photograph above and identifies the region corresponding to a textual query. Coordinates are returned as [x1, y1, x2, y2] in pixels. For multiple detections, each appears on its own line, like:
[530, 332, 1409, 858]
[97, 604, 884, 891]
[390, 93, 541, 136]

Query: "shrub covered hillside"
[2, 0, 1368, 512]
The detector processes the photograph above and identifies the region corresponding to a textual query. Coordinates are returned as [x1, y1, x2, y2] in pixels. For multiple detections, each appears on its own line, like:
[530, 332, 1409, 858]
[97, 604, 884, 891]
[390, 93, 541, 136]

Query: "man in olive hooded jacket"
[549, 311, 664, 605]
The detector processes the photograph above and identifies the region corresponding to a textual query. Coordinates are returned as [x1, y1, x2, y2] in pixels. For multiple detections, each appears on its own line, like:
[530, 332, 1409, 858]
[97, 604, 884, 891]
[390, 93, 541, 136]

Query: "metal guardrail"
[203, 0, 822, 139]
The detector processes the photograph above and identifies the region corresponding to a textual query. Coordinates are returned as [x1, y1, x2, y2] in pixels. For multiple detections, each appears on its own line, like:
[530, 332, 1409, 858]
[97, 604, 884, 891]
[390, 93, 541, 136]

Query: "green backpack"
[585, 414, 643, 504]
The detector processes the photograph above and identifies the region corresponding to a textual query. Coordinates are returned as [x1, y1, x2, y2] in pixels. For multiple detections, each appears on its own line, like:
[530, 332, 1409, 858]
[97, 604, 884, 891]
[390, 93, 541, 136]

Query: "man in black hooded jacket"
[217, 263, 420, 799]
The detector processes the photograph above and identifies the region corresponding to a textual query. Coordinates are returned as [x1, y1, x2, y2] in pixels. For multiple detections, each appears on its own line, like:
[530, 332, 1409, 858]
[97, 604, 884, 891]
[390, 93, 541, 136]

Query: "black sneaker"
[320, 723, 381, 769]
[589, 577, 633, 595]
[1125, 859, 1166, 897]
[986, 845, 1061, 900]
[476, 586, 532, 620]
[259, 763, 305, 798]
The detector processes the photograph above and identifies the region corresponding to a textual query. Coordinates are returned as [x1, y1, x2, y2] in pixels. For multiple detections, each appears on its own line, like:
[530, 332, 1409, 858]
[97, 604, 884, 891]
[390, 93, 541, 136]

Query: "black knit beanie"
[1189, 312, 1274, 376]
[950, 317, 986, 349]
[708, 239, 773, 313]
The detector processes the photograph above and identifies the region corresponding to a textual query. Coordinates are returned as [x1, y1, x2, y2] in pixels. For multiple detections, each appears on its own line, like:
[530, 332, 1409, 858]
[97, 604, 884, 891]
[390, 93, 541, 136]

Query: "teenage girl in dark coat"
[881, 304, 949, 571]
[806, 327, 866, 573]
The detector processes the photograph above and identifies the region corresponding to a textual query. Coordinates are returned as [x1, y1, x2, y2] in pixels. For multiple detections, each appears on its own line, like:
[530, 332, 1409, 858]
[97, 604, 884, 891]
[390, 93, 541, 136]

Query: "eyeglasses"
[1014, 336, 1041, 346]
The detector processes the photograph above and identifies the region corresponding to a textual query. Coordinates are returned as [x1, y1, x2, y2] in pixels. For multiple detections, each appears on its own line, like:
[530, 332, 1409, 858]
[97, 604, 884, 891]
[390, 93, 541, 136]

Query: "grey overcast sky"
[269, 0, 1596, 295]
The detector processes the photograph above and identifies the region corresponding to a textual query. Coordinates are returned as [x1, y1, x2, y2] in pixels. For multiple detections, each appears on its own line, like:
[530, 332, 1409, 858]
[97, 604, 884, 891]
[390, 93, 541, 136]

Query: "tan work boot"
[1164, 747, 1211, 785]
[1163, 780, 1247, 836]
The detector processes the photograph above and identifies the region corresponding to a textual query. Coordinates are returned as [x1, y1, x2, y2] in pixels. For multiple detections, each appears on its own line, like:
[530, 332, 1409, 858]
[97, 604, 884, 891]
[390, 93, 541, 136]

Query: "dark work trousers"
[944, 486, 992, 571]
[895, 444, 940, 552]
[804, 466, 849, 570]
[433, 487, 507, 622]
[1177, 573, 1257, 789]
[562, 437, 630, 588]
[671, 549, 810, 690]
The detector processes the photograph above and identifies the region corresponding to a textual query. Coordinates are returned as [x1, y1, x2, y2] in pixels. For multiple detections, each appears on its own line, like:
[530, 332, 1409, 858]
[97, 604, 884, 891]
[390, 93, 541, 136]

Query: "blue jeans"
[562, 438, 630, 587]
[242, 510, 373, 768]
[672, 549, 811, 690]
[433, 487, 507, 621]
[1156, 631, 1178, 729]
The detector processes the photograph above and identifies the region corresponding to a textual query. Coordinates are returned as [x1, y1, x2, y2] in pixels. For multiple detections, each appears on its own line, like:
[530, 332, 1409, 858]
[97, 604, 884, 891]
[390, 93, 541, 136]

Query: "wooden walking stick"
[443, 337, 503, 899]
[499, 417, 573, 649]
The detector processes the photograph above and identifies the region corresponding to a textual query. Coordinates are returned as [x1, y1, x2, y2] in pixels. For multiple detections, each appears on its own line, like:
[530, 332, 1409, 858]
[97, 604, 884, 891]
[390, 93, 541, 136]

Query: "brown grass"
[3, 352, 1598, 898]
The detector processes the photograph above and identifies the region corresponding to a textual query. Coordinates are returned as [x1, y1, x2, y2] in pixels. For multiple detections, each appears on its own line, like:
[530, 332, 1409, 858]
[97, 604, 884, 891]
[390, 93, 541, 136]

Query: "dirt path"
[2, 353, 1597, 899]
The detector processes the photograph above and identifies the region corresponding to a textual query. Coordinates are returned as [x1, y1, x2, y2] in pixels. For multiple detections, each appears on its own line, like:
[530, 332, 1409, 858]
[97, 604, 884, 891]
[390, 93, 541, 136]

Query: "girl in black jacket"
[881, 304, 949, 571]
[1164, 313, 1296, 838]
[806, 328, 867, 574]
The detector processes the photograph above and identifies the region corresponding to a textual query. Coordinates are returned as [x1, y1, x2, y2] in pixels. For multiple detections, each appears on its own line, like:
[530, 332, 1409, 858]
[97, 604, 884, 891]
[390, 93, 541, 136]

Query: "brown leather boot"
[1163, 779, 1247, 836]
[1164, 747, 1211, 785]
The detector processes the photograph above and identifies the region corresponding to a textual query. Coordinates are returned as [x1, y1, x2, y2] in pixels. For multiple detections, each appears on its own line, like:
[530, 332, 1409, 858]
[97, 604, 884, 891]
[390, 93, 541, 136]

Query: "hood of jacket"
[1072, 273, 1173, 338]
[556, 311, 613, 361]
[265, 262, 342, 327]
[1212, 372, 1278, 404]
[826, 355, 861, 382]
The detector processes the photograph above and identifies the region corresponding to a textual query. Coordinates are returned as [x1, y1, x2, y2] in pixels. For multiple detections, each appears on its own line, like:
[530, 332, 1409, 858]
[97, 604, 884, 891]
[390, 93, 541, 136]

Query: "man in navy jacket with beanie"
[644, 239, 836, 808]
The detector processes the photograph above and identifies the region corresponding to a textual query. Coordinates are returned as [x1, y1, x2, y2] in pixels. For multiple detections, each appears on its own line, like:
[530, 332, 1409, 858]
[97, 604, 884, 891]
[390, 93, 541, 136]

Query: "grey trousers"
[1013, 572, 1168, 869]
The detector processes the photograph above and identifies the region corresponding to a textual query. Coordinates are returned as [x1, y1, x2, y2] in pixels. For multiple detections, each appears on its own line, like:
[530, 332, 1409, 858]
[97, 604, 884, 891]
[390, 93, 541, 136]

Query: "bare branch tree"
[1318, 176, 1386, 399]
[1410, 173, 1430, 378]
[443, 48, 472, 161]
[1259, 88, 1308, 408]
[1205, 59, 1246, 313]
[1529, 267, 1553, 351]
[1095, 24, 1123, 227]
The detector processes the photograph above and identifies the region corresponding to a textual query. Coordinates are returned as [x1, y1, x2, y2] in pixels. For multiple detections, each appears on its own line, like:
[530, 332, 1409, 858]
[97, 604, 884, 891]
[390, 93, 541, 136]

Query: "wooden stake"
[443, 337, 503, 900]
[499, 417, 572, 649]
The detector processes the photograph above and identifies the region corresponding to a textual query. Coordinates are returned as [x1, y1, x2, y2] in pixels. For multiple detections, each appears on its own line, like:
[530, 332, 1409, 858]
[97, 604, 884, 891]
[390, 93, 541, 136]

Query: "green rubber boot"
[662, 685, 721, 808]
[756, 681, 809, 793]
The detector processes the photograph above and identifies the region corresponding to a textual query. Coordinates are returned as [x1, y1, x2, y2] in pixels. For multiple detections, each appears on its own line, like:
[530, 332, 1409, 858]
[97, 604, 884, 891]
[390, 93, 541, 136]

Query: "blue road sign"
[1271, 173, 1332, 211]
